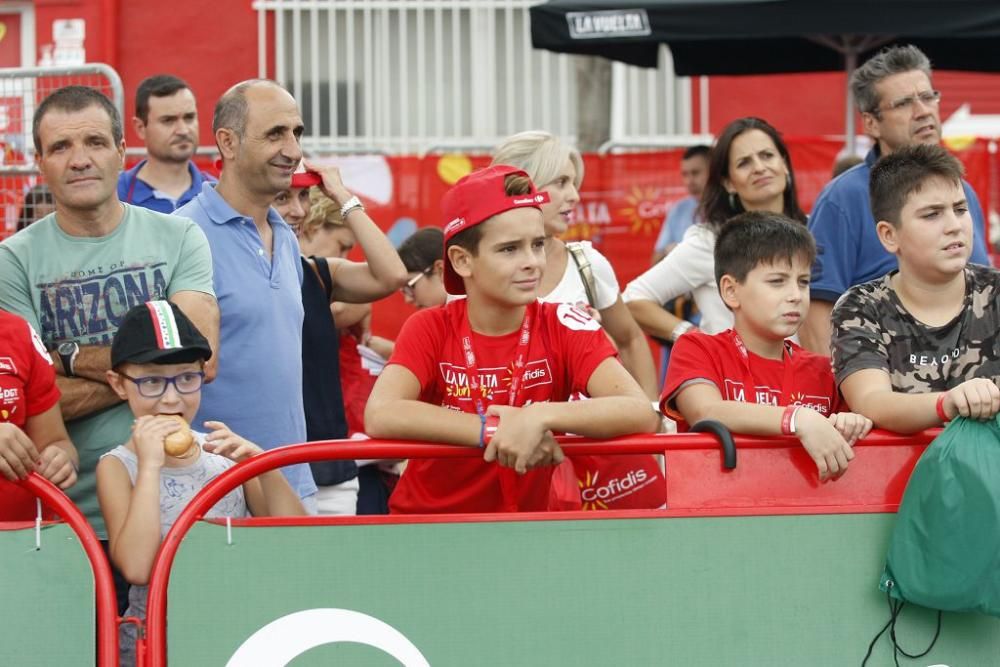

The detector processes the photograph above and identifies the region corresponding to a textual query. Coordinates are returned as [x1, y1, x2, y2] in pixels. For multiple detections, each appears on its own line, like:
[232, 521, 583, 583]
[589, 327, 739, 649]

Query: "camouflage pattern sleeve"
[831, 278, 892, 386]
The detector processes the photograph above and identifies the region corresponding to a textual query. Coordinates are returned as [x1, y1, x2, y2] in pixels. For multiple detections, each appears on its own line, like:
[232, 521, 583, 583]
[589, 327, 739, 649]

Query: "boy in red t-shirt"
[0, 309, 78, 518]
[365, 165, 659, 513]
[661, 212, 871, 480]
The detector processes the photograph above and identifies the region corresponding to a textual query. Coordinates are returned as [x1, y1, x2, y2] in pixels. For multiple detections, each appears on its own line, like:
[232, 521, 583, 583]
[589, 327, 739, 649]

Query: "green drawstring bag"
[864, 416, 1000, 665]
[880, 414, 1000, 616]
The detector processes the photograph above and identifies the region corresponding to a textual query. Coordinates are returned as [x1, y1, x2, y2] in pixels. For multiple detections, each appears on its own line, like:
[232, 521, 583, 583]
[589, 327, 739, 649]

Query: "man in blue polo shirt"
[800, 45, 991, 355]
[176, 79, 319, 511]
[118, 75, 215, 213]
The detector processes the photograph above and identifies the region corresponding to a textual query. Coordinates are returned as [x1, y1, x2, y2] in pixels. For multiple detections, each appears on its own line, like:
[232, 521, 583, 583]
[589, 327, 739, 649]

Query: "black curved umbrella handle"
[690, 419, 737, 470]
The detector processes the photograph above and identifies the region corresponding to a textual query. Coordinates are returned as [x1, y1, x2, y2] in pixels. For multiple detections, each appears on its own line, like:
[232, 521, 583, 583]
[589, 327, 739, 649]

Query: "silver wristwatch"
[57, 341, 80, 377]
[339, 195, 364, 219]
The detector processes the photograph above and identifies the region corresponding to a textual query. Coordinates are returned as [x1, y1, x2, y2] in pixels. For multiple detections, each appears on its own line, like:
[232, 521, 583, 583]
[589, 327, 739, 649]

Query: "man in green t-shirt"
[0, 86, 219, 544]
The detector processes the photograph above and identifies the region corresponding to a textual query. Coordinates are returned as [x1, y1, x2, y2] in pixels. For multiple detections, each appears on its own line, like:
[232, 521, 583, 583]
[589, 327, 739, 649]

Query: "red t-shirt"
[0, 310, 61, 520]
[661, 329, 840, 429]
[339, 333, 377, 437]
[387, 299, 616, 514]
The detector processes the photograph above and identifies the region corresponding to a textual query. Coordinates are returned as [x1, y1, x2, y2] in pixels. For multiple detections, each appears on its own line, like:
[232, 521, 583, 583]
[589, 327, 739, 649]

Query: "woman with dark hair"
[624, 117, 806, 341]
[397, 227, 447, 309]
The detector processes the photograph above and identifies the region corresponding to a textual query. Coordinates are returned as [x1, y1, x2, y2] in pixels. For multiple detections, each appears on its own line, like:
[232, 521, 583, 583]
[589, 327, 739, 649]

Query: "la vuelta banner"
[181, 139, 993, 339]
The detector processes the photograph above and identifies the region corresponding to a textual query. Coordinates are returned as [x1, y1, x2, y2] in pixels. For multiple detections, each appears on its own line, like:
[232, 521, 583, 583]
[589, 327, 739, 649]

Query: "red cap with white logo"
[440, 164, 550, 294]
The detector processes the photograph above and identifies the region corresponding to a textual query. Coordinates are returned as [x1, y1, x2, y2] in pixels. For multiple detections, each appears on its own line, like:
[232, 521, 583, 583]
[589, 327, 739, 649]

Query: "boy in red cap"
[365, 165, 659, 513]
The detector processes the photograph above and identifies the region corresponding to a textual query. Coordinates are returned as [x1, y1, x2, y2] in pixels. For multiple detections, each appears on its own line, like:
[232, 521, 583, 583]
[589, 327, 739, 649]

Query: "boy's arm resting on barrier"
[170, 291, 220, 382]
[486, 357, 659, 474]
[841, 369, 1000, 433]
[364, 364, 484, 447]
[200, 420, 306, 517]
[599, 296, 660, 400]
[97, 417, 177, 586]
[675, 382, 864, 480]
[57, 376, 123, 421]
[539, 356, 660, 439]
[25, 403, 78, 489]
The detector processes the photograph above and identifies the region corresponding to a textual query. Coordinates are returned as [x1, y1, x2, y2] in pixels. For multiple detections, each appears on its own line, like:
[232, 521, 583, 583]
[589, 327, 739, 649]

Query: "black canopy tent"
[530, 0, 1000, 150]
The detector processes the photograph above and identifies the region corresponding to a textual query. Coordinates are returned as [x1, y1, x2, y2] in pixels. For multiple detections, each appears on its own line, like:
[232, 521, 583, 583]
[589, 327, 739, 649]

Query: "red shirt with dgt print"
[0, 310, 61, 519]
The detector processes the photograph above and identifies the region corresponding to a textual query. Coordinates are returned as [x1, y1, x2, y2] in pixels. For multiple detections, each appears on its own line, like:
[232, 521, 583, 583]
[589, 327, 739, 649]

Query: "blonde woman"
[491, 131, 658, 399]
[296, 190, 360, 259]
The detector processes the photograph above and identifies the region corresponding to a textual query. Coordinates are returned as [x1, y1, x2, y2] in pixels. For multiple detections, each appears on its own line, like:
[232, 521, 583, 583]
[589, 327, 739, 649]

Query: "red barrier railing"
[2, 473, 120, 667]
[143, 429, 937, 666]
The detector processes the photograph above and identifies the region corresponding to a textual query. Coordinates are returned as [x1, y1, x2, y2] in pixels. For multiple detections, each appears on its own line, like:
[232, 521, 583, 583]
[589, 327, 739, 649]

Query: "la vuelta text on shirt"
[722, 380, 832, 414]
[439, 360, 554, 401]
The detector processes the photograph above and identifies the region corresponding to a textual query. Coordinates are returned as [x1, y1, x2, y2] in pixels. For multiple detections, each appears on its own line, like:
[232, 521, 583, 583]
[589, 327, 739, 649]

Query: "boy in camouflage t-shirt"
[832, 145, 1000, 434]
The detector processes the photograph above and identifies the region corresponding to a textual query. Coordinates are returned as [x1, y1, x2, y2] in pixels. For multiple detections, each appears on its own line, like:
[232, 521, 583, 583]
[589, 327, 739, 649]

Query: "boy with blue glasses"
[96, 300, 303, 664]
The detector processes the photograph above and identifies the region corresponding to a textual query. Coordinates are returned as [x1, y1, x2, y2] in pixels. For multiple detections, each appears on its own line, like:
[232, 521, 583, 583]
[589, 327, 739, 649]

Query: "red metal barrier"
[2, 473, 120, 667]
[143, 429, 935, 666]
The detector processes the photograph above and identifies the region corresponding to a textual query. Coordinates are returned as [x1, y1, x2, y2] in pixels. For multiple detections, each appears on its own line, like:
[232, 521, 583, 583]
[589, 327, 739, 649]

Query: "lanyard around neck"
[458, 301, 537, 417]
[727, 329, 795, 406]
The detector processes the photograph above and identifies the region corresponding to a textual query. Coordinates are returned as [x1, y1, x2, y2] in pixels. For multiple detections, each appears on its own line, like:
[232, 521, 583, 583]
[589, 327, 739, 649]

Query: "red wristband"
[935, 393, 949, 423]
[781, 405, 798, 436]
[483, 414, 500, 446]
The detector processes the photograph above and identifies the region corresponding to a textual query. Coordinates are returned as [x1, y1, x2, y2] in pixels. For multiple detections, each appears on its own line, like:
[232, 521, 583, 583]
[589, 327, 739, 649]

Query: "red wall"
[115, 1, 261, 146]
[34, 0, 106, 64]
[707, 70, 1000, 137]
[34, 0, 261, 147]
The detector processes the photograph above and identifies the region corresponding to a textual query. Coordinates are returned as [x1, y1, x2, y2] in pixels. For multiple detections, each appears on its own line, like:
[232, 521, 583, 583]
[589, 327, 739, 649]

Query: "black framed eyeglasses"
[118, 370, 205, 398]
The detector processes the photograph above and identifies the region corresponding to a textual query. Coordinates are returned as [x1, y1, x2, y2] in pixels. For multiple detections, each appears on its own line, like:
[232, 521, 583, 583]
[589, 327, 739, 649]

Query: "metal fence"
[0, 64, 124, 235]
[254, 0, 697, 154]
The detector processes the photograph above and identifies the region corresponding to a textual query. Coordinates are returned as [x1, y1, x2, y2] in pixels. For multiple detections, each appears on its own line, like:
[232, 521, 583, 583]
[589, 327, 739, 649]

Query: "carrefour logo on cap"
[567, 9, 651, 39]
[444, 217, 466, 235]
[511, 195, 546, 206]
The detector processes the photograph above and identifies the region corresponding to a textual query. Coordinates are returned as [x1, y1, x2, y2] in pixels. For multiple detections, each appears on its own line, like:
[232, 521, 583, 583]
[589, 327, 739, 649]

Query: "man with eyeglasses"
[799, 44, 991, 355]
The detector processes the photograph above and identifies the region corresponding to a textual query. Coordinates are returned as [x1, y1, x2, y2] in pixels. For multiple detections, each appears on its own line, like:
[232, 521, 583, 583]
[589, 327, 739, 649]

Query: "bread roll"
[163, 416, 195, 457]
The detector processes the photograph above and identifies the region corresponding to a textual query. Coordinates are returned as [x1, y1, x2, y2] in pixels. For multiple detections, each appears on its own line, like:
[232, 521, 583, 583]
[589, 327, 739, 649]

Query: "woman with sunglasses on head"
[624, 117, 807, 344]
[491, 131, 658, 400]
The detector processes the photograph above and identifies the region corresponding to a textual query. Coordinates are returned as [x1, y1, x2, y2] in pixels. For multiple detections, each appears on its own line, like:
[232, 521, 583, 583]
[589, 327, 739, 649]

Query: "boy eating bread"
[96, 300, 303, 665]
